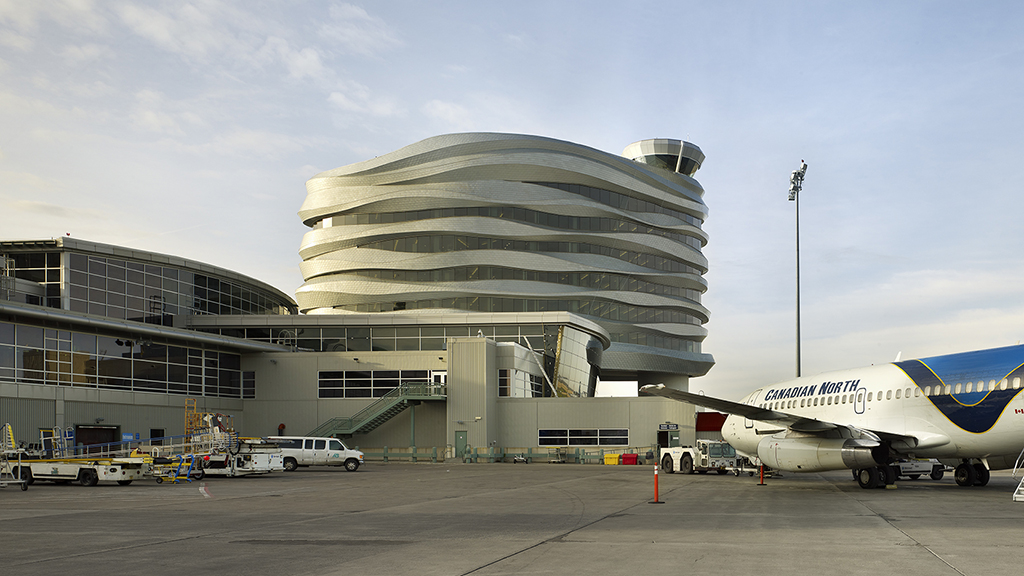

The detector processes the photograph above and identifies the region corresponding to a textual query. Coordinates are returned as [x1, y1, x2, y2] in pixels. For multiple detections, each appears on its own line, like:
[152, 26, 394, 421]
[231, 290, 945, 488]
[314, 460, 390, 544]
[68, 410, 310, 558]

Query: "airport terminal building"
[1, 133, 713, 455]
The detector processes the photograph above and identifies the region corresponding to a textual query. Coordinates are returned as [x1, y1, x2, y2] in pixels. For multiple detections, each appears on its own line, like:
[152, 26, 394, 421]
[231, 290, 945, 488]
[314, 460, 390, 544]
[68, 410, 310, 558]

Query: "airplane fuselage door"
[854, 389, 866, 415]
[744, 392, 759, 429]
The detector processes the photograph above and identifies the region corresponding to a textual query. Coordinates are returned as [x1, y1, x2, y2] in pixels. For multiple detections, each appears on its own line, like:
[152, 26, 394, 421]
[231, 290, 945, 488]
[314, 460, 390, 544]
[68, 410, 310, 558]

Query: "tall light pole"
[789, 160, 807, 377]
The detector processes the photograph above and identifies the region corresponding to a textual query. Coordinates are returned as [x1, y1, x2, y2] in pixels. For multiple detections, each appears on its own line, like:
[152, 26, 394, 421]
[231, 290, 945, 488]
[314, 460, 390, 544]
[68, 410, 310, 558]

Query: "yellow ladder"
[2, 423, 15, 452]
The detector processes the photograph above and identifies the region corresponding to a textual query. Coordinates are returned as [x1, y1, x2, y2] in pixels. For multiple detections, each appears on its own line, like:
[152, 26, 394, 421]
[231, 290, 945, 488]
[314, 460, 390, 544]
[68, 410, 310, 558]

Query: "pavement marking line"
[829, 478, 968, 576]
[457, 483, 684, 576]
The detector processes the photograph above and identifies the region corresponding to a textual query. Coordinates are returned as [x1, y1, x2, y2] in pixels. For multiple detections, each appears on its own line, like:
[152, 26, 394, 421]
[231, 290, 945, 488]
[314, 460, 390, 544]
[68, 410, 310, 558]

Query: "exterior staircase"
[308, 382, 446, 438]
[1014, 447, 1024, 502]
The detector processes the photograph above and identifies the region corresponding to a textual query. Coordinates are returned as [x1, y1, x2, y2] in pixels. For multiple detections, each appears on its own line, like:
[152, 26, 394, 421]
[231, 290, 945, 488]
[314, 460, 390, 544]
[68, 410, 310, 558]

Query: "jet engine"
[757, 436, 885, 472]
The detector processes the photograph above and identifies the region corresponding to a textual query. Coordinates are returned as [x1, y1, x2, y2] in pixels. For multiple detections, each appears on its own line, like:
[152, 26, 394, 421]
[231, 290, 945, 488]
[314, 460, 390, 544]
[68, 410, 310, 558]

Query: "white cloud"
[129, 89, 186, 135]
[318, 3, 401, 57]
[189, 128, 308, 160]
[60, 42, 112, 64]
[116, 3, 226, 60]
[258, 36, 327, 80]
[422, 99, 473, 130]
[0, 30, 30, 50]
[328, 81, 404, 117]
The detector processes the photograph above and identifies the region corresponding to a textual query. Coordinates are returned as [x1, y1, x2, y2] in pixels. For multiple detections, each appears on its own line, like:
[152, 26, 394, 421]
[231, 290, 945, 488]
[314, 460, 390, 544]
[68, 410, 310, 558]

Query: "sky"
[3, 1, 1024, 400]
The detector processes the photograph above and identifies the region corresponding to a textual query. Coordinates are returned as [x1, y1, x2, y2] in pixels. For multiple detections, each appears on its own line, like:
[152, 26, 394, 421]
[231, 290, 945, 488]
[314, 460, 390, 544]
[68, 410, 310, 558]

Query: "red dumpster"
[621, 453, 638, 465]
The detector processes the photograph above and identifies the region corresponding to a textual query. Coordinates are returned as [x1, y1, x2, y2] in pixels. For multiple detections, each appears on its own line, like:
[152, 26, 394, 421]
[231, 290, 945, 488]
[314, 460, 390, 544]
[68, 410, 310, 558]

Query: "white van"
[268, 436, 364, 472]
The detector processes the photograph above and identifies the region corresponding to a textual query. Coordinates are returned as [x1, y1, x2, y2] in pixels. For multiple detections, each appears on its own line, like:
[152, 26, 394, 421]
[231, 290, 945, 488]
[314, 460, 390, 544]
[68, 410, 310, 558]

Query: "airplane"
[641, 343, 1024, 489]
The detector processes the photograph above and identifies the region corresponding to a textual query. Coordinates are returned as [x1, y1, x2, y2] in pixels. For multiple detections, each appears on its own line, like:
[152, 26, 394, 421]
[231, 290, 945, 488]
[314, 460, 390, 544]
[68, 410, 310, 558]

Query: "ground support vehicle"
[9, 457, 150, 486]
[199, 438, 284, 477]
[660, 439, 740, 475]
[1, 423, 28, 491]
[268, 436, 364, 472]
[852, 459, 948, 485]
[152, 454, 204, 484]
[893, 459, 947, 481]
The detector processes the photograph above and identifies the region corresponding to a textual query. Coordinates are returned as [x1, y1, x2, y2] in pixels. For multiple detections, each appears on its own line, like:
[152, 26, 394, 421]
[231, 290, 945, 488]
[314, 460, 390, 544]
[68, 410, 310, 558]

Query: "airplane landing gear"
[955, 461, 978, 486]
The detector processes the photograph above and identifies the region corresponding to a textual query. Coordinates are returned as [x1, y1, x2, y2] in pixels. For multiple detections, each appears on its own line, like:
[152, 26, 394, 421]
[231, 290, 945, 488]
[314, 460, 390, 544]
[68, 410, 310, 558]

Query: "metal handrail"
[310, 381, 446, 436]
[1013, 445, 1024, 479]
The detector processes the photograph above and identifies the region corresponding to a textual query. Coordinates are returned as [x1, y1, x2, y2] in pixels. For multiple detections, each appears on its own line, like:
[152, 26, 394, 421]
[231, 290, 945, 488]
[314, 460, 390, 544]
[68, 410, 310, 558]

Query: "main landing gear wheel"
[973, 463, 990, 486]
[661, 455, 674, 474]
[954, 462, 978, 486]
[681, 454, 694, 474]
[877, 465, 896, 488]
[857, 467, 880, 489]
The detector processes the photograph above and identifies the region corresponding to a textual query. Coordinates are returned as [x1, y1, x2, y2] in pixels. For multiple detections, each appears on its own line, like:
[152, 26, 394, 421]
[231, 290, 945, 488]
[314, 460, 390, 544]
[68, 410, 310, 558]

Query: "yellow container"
[604, 453, 619, 465]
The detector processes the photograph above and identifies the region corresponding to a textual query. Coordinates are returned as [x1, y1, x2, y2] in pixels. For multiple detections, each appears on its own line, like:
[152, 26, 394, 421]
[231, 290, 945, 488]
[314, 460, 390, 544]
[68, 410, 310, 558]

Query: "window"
[895, 389, 901, 399]
[538, 428, 628, 446]
[924, 386, 931, 396]
[955, 383, 962, 394]
[886, 390, 892, 400]
[966, 382, 973, 393]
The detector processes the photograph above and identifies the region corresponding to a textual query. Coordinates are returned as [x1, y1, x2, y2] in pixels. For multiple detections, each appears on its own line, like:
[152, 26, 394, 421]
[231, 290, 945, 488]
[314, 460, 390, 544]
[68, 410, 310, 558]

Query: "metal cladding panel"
[493, 396, 695, 448]
[297, 132, 715, 382]
[447, 338, 496, 448]
[1, 396, 55, 444]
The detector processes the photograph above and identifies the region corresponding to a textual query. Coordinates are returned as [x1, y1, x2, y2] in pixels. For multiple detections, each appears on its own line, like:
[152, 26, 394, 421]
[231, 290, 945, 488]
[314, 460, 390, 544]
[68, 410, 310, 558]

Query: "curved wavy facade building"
[297, 133, 714, 386]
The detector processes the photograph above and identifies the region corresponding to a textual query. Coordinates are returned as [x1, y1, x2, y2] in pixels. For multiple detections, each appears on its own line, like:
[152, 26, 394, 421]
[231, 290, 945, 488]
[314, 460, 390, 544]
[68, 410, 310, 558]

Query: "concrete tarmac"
[2, 463, 1023, 576]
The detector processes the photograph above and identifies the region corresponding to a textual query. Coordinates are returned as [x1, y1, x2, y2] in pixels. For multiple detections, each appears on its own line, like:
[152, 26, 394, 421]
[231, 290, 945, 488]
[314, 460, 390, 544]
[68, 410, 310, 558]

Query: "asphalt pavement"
[2, 462, 1022, 575]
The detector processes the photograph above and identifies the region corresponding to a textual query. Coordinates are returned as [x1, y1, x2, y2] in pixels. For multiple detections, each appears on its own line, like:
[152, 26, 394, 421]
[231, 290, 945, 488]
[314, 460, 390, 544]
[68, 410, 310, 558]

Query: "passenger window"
[895, 389, 901, 399]
[827, 397, 832, 405]
[914, 388, 920, 397]
[945, 384, 951, 394]
[304, 439, 313, 449]
[955, 383, 962, 394]
[1000, 379, 1008, 390]
[1015, 378, 1021, 389]
[989, 380, 996, 391]
[857, 391, 864, 402]
[924, 386, 931, 396]
[966, 382, 973, 393]
[841, 395, 847, 404]
[813, 397, 818, 406]
[800, 399, 805, 408]
[905, 388, 911, 397]
[867, 392, 873, 401]
[314, 439, 326, 450]
[886, 390, 892, 400]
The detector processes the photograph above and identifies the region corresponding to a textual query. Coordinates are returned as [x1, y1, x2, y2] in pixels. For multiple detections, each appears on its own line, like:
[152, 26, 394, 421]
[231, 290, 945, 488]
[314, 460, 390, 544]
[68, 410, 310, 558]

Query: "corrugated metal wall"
[64, 401, 186, 438]
[447, 338, 495, 448]
[1, 397, 55, 444]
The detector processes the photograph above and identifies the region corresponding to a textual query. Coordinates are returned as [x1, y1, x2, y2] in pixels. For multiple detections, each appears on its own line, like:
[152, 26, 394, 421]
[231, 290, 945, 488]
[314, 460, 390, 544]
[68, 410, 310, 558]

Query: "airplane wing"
[639, 384, 936, 448]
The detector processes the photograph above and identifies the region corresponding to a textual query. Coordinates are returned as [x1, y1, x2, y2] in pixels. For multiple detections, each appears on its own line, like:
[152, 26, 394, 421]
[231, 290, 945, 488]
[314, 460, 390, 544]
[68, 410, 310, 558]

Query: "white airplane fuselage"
[720, 347, 1024, 473]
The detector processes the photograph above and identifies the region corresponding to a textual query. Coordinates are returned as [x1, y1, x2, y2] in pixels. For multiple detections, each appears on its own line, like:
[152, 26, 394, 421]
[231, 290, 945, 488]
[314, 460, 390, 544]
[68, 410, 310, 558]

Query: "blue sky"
[3, 1, 1024, 399]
